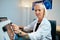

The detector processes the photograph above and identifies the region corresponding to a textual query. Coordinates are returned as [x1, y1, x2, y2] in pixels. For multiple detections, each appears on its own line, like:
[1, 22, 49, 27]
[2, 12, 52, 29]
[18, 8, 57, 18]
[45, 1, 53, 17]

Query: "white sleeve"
[24, 20, 37, 32]
[28, 23, 51, 40]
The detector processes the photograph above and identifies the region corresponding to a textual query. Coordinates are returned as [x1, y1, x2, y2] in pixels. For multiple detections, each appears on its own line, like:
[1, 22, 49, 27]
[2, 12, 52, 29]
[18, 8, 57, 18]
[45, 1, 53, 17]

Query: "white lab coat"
[24, 18, 52, 40]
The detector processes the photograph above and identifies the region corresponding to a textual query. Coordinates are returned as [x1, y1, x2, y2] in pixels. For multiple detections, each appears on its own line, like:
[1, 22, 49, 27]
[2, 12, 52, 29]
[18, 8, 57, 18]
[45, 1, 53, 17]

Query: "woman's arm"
[14, 29, 30, 39]
[12, 24, 33, 33]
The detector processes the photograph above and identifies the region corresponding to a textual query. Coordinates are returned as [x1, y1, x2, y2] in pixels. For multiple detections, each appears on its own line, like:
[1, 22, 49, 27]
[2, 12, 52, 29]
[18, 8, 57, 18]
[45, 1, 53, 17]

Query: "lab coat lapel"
[33, 18, 45, 32]
[33, 19, 38, 32]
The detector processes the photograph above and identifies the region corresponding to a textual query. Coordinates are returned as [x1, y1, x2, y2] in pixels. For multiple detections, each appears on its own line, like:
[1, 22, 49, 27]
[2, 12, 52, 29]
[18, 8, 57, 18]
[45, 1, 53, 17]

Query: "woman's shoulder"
[42, 18, 51, 25]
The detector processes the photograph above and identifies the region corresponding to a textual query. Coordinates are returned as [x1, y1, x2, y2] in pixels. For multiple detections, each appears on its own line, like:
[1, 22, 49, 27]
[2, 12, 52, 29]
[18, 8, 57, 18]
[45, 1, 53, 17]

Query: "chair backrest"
[49, 20, 56, 40]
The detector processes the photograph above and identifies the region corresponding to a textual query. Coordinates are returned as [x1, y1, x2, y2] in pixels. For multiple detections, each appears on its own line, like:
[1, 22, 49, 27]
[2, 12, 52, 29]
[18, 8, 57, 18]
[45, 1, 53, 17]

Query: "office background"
[0, 0, 60, 26]
[0, 0, 60, 40]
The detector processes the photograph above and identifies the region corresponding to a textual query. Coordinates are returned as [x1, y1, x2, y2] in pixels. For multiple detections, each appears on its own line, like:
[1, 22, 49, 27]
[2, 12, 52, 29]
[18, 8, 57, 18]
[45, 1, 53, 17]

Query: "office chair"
[49, 20, 56, 40]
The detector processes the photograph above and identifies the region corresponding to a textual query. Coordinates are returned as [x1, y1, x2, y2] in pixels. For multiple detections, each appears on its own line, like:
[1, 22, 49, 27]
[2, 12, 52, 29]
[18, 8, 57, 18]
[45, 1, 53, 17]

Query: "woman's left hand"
[14, 29, 28, 36]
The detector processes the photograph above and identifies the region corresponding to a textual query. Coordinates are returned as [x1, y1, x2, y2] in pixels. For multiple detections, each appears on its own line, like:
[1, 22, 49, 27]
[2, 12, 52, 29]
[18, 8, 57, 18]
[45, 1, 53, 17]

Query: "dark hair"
[32, 1, 44, 10]
[33, 1, 43, 4]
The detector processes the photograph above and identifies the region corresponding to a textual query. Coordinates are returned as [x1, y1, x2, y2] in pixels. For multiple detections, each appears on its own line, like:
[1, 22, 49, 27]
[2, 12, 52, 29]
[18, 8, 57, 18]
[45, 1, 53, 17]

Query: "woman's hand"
[11, 24, 19, 32]
[11, 24, 29, 39]
[14, 29, 28, 37]
[11, 24, 27, 36]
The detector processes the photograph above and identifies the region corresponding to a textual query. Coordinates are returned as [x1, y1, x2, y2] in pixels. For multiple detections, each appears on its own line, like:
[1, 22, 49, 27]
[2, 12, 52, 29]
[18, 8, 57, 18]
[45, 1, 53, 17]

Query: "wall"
[46, 0, 60, 26]
[0, 0, 60, 40]
[0, 0, 60, 26]
[0, 0, 29, 26]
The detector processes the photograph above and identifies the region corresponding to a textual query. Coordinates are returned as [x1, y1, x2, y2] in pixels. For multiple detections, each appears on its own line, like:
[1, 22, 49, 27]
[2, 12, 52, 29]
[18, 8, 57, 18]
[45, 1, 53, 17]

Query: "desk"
[56, 26, 60, 32]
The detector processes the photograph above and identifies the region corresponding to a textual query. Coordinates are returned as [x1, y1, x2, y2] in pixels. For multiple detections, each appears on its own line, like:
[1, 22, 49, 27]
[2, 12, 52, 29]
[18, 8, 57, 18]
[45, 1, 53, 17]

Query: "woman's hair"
[32, 1, 47, 16]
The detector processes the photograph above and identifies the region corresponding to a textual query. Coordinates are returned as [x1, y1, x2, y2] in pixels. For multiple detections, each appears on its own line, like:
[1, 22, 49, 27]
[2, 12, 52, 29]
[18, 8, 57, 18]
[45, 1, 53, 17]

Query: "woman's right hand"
[11, 24, 24, 31]
[11, 24, 19, 31]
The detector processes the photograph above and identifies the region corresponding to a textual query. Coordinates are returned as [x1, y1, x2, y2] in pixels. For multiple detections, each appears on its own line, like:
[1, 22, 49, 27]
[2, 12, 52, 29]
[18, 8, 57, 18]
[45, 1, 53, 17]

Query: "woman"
[12, 1, 52, 40]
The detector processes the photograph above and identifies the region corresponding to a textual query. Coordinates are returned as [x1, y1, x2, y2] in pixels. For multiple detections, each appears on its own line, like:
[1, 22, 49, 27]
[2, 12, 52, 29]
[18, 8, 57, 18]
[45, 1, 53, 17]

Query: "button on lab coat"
[24, 18, 52, 40]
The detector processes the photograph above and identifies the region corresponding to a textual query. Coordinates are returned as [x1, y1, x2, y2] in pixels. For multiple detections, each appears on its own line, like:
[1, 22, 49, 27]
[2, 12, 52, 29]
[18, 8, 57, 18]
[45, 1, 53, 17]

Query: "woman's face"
[34, 4, 45, 19]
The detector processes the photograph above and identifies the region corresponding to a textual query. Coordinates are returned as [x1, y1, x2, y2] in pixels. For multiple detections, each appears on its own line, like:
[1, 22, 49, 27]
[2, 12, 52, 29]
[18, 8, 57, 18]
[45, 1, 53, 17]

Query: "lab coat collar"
[33, 17, 46, 32]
